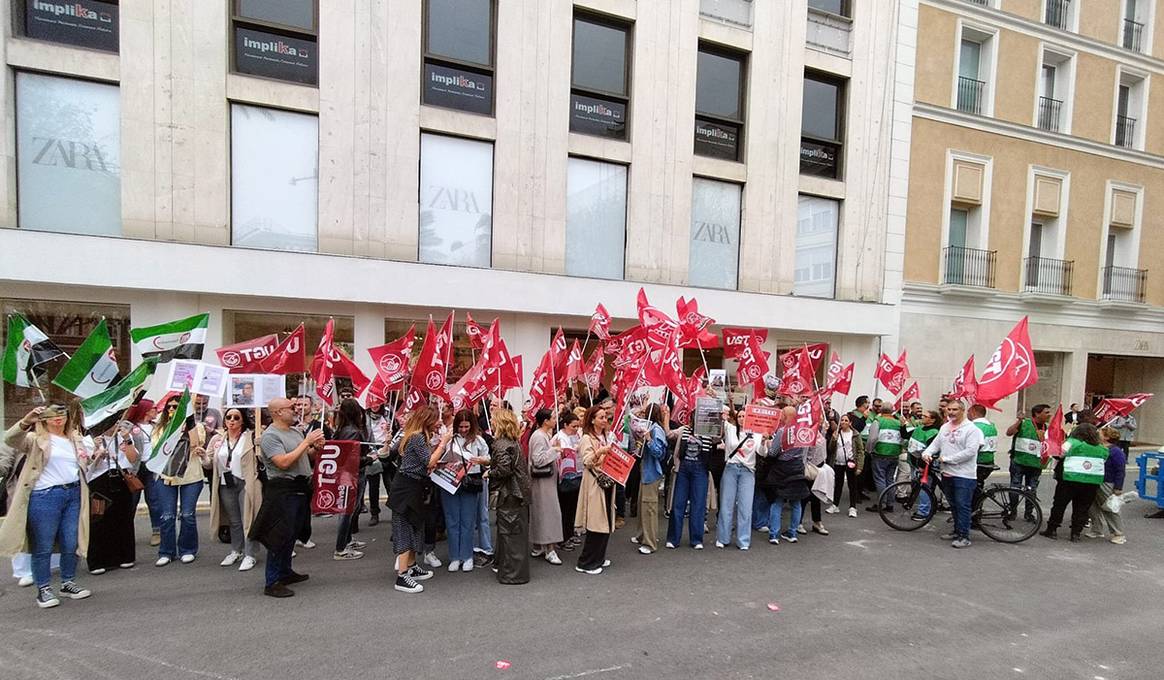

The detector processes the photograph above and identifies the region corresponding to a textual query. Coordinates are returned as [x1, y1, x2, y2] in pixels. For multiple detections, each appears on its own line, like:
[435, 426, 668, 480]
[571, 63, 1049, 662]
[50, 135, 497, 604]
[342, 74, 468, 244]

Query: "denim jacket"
[640, 424, 668, 485]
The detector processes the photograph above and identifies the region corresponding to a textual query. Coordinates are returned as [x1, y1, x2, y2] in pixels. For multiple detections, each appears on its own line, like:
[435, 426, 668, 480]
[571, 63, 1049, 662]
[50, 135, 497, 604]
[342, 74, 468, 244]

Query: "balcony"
[957, 76, 986, 115]
[1023, 257, 1073, 296]
[1037, 96, 1063, 132]
[1102, 265, 1147, 303]
[806, 7, 852, 58]
[1116, 115, 1137, 148]
[1123, 19, 1144, 53]
[1044, 0, 1071, 30]
[943, 246, 996, 288]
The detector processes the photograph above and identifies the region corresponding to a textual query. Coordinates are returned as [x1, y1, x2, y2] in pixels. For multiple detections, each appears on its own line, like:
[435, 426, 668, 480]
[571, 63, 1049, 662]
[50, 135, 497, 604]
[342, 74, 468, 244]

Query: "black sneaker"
[36, 586, 60, 608]
[277, 571, 309, 586]
[264, 583, 295, 598]
[407, 565, 433, 581]
[59, 581, 91, 600]
[395, 573, 424, 593]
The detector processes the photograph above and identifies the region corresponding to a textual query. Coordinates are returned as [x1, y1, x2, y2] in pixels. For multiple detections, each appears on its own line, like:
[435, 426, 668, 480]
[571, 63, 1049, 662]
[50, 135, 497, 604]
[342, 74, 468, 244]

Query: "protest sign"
[742, 403, 782, 435]
[429, 442, 471, 495]
[165, 360, 227, 399]
[693, 396, 724, 438]
[227, 374, 286, 407]
[311, 440, 360, 515]
[600, 444, 635, 487]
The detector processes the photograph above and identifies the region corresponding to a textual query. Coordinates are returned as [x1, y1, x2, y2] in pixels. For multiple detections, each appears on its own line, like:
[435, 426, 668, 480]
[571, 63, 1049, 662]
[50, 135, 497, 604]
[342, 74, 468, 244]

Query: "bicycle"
[877, 458, 1043, 543]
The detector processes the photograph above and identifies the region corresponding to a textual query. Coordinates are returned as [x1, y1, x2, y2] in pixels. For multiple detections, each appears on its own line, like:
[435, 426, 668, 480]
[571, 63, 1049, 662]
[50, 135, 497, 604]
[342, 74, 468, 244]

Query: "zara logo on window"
[692, 221, 734, 245]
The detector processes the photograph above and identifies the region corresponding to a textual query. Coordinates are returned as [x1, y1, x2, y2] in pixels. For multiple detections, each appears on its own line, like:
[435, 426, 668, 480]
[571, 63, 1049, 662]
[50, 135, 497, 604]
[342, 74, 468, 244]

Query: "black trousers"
[366, 471, 388, 516]
[577, 501, 612, 570]
[558, 486, 580, 539]
[87, 472, 136, 571]
[971, 464, 993, 511]
[832, 464, 859, 510]
[1046, 480, 1099, 535]
[800, 483, 822, 523]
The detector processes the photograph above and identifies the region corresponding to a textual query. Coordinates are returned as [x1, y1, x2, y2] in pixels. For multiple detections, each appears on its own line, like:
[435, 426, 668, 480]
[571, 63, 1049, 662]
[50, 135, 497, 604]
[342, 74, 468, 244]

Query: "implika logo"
[574, 100, 622, 120]
[33, 1, 113, 23]
[243, 36, 309, 59]
[431, 71, 486, 92]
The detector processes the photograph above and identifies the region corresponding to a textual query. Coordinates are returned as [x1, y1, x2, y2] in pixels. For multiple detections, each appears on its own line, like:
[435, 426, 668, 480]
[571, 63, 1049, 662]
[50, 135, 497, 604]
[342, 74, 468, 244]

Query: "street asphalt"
[1, 483, 1162, 680]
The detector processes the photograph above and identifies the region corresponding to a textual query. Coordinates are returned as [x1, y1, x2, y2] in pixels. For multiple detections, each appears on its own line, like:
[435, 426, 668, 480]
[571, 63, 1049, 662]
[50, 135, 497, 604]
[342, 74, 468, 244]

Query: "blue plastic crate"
[1136, 452, 1164, 509]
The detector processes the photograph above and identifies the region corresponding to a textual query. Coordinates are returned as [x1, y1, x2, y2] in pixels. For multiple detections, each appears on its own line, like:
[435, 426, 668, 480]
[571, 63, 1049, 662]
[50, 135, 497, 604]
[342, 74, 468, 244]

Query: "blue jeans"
[1009, 460, 1042, 518]
[943, 475, 976, 540]
[27, 484, 81, 587]
[156, 481, 203, 559]
[139, 468, 164, 531]
[474, 477, 493, 555]
[667, 460, 709, 547]
[266, 492, 308, 587]
[768, 496, 803, 541]
[871, 456, 898, 506]
[716, 463, 755, 549]
[916, 462, 940, 517]
[753, 490, 771, 530]
[441, 487, 481, 563]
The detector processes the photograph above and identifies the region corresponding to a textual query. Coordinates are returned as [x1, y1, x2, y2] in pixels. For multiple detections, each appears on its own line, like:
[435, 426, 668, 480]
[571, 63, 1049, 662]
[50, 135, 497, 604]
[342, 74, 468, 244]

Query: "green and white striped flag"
[81, 358, 158, 431]
[146, 388, 193, 475]
[2, 314, 65, 388]
[52, 319, 120, 398]
[130, 313, 209, 365]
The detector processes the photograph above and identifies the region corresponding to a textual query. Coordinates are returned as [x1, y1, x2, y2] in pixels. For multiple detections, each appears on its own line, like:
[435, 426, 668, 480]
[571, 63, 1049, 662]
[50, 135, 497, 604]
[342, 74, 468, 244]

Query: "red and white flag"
[583, 347, 605, 391]
[896, 348, 911, 381]
[216, 334, 278, 373]
[736, 335, 770, 387]
[950, 355, 978, 403]
[874, 353, 908, 395]
[778, 347, 815, 397]
[525, 351, 556, 418]
[1043, 404, 1066, 463]
[565, 339, 586, 383]
[894, 382, 921, 411]
[827, 360, 854, 396]
[367, 326, 415, 390]
[590, 304, 612, 342]
[676, 297, 718, 349]
[799, 343, 829, 373]
[257, 324, 307, 375]
[784, 397, 822, 449]
[1094, 393, 1153, 421]
[723, 327, 768, 359]
[310, 319, 371, 405]
[465, 313, 488, 351]
[975, 317, 1038, 406]
[410, 314, 455, 400]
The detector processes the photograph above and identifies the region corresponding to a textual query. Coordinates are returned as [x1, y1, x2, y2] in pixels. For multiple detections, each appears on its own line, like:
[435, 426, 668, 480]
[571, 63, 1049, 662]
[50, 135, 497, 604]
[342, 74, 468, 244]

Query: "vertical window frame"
[799, 69, 847, 180]
[569, 10, 633, 141]
[230, 0, 320, 86]
[421, 0, 498, 116]
[694, 42, 748, 162]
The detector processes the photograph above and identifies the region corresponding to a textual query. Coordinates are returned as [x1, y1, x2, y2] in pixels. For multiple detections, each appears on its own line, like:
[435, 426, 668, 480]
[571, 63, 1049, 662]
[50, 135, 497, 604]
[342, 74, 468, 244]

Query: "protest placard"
[742, 403, 782, 435]
[600, 444, 636, 486]
[227, 374, 286, 407]
[165, 360, 228, 399]
[312, 440, 360, 515]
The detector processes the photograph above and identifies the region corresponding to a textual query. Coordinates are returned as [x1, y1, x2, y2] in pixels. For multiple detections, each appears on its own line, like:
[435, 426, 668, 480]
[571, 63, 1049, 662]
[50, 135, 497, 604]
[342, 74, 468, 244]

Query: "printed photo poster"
[429, 439, 471, 495]
[227, 374, 286, 407]
[707, 369, 727, 389]
[165, 360, 228, 399]
[693, 396, 725, 439]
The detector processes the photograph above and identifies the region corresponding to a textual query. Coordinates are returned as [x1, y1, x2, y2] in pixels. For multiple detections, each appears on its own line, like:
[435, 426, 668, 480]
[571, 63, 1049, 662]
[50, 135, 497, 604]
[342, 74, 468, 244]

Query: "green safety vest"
[907, 426, 938, 456]
[1061, 438, 1109, 485]
[1010, 418, 1046, 470]
[856, 412, 871, 443]
[873, 416, 903, 457]
[974, 419, 998, 466]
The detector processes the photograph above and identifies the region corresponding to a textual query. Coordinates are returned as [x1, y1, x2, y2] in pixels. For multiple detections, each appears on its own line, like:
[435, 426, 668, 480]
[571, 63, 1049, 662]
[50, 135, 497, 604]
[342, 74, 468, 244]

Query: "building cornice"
[912, 102, 1164, 170]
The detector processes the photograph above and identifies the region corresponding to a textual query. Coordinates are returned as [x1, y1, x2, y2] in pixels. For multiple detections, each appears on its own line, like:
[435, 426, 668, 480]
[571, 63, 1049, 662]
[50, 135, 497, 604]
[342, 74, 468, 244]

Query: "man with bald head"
[256, 397, 324, 597]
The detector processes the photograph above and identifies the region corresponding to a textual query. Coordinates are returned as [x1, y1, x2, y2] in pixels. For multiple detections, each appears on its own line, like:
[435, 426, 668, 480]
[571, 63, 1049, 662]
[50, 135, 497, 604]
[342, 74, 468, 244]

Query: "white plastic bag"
[1103, 493, 1122, 514]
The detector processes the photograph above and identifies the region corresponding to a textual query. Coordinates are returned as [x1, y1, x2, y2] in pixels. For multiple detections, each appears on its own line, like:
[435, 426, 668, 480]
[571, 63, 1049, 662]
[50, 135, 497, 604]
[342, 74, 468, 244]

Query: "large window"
[570, 13, 631, 139]
[795, 195, 839, 298]
[17, 73, 121, 236]
[566, 158, 627, 280]
[422, 0, 495, 115]
[689, 178, 742, 290]
[22, 0, 119, 51]
[694, 45, 747, 161]
[232, 0, 318, 86]
[419, 133, 493, 268]
[231, 104, 319, 252]
[800, 72, 845, 179]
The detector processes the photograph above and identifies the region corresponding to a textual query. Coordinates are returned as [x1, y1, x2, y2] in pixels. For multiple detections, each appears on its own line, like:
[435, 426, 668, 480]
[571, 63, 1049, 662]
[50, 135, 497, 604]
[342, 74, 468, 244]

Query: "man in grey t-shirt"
[261, 424, 313, 479]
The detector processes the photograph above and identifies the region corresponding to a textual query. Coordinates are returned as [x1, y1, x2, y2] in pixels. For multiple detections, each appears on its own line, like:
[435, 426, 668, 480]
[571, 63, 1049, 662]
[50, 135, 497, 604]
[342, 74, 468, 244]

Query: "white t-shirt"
[451, 435, 490, 474]
[37, 435, 82, 490]
[84, 433, 135, 481]
[215, 435, 246, 483]
[836, 430, 856, 465]
[554, 430, 582, 478]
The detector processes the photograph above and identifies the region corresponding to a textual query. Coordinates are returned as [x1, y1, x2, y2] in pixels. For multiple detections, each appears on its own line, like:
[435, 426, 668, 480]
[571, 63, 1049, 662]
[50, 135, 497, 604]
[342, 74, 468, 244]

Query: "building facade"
[903, 0, 1164, 442]
[0, 0, 916, 424]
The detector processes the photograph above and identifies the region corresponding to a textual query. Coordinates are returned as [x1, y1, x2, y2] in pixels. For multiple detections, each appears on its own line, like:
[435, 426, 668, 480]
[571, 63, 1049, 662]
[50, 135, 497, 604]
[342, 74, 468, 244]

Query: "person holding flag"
[0, 404, 93, 609]
[865, 405, 905, 512]
[84, 419, 144, 575]
[1005, 404, 1052, 522]
[1040, 423, 1110, 542]
[150, 392, 209, 567]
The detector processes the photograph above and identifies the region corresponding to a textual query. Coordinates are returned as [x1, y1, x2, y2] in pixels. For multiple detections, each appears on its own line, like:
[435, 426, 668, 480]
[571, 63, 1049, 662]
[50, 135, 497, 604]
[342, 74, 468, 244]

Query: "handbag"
[112, 436, 145, 493]
[455, 439, 484, 493]
[804, 462, 820, 481]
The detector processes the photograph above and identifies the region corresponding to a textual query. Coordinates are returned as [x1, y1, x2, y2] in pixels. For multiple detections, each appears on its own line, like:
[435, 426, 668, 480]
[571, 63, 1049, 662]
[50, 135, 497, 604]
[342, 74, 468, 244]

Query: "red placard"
[600, 445, 635, 487]
[311, 440, 360, 515]
[742, 403, 782, 435]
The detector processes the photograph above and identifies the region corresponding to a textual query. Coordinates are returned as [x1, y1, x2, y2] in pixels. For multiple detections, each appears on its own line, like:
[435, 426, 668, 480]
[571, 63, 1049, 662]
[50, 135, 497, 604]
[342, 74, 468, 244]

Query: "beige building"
[902, 0, 1164, 442]
[0, 1, 917, 424]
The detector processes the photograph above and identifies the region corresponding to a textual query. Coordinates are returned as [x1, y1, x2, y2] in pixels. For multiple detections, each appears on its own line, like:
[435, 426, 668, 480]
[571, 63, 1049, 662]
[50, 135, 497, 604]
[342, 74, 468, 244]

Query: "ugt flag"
[52, 318, 120, 398]
[3, 313, 65, 388]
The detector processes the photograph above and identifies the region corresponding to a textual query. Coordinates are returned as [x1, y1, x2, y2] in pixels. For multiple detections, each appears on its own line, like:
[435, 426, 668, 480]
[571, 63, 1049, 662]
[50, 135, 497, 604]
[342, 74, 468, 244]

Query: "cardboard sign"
[311, 440, 360, 515]
[742, 403, 782, 435]
[227, 374, 286, 407]
[693, 396, 724, 439]
[600, 445, 635, 487]
[165, 360, 227, 399]
[429, 440, 472, 495]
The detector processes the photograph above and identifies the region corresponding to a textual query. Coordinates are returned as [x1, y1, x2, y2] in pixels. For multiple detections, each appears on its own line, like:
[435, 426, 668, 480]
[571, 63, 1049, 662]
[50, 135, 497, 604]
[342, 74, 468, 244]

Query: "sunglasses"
[166, 404, 179, 411]
[225, 414, 242, 421]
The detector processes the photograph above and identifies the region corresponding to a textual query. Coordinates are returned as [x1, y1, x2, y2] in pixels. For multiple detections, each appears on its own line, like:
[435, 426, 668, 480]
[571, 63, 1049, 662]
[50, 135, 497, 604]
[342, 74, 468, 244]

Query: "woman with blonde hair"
[489, 408, 531, 584]
[152, 393, 208, 567]
[575, 405, 617, 575]
[387, 405, 450, 593]
[0, 405, 93, 608]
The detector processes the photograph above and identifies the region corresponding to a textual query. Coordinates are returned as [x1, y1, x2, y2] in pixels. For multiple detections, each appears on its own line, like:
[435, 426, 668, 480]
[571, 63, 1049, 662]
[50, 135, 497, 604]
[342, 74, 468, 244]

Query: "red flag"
[217, 334, 278, 373]
[675, 296, 716, 348]
[736, 335, 770, 387]
[611, 326, 650, 370]
[644, 341, 685, 397]
[785, 397, 822, 449]
[1042, 404, 1066, 463]
[778, 347, 815, 396]
[795, 343, 829, 372]
[590, 304, 612, 342]
[465, 313, 488, 351]
[526, 351, 556, 418]
[896, 348, 911, 381]
[874, 353, 908, 394]
[975, 317, 1038, 405]
[257, 324, 306, 375]
[311, 440, 360, 514]
[894, 382, 921, 411]
[582, 348, 605, 392]
[411, 314, 455, 399]
[723, 328, 768, 359]
[310, 319, 371, 405]
[828, 361, 854, 396]
[566, 340, 586, 382]
[364, 374, 391, 411]
[1094, 393, 1154, 421]
[367, 326, 415, 389]
[950, 355, 978, 403]
[493, 340, 522, 391]
[636, 288, 677, 332]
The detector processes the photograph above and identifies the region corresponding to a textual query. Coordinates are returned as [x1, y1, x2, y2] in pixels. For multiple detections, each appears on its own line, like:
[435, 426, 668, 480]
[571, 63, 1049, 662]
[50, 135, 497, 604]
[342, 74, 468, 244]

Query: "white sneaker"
[448, 560, 462, 573]
[17, 575, 34, 587]
[296, 540, 316, 549]
[545, 551, 562, 565]
[461, 560, 473, 572]
[848, 507, 858, 518]
[333, 547, 365, 561]
[155, 557, 171, 567]
[638, 546, 653, 555]
[179, 554, 196, 564]
[693, 543, 704, 550]
[238, 556, 257, 572]
[825, 506, 841, 514]
[715, 541, 726, 549]
[220, 551, 242, 567]
[423, 551, 442, 568]
[89, 568, 106, 575]
[665, 542, 676, 549]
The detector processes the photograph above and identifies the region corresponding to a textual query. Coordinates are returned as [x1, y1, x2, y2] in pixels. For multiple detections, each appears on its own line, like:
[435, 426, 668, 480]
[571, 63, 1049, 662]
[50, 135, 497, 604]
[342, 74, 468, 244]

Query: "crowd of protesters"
[0, 381, 1141, 608]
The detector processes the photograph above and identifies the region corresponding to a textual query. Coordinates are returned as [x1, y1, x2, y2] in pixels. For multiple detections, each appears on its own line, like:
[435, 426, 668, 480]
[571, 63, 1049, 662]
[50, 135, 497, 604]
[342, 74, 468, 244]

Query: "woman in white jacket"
[716, 408, 763, 550]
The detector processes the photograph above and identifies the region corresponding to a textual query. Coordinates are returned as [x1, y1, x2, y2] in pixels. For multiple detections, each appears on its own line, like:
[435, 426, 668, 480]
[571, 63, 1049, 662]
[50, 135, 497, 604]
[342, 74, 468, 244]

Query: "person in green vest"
[865, 405, 903, 511]
[905, 410, 940, 518]
[1040, 423, 1109, 542]
[969, 404, 998, 490]
[1004, 403, 1051, 521]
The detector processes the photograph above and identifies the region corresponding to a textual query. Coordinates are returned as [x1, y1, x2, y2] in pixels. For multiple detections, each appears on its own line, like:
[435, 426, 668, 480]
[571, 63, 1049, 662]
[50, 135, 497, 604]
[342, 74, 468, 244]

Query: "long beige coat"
[0, 423, 91, 557]
[206, 429, 262, 535]
[573, 433, 616, 534]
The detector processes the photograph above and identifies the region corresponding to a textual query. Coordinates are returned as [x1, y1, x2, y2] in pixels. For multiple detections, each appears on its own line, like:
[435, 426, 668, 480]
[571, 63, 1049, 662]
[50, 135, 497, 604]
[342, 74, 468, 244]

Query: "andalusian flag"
[53, 319, 119, 398]
[130, 313, 209, 364]
[146, 388, 193, 475]
[2, 314, 65, 388]
[80, 358, 157, 431]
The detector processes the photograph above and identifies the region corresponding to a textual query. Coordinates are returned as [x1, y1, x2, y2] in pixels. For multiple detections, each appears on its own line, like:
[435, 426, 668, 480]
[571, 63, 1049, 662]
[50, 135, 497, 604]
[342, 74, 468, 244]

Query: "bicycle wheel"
[977, 486, 1042, 543]
[879, 481, 934, 531]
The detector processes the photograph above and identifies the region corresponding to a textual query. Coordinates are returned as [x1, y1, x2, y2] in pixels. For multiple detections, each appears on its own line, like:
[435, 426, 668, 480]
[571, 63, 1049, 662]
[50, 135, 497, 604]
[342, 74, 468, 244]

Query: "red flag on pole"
[566, 340, 586, 382]
[257, 324, 306, 375]
[465, 313, 488, 351]
[217, 334, 278, 373]
[367, 326, 415, 389]
[874, 353, 908, 394]
[896, 348, 910, 381]
[310, 319, 371, 405]
[828, 361, 854, 396]
[894, 382, 921, 411]
[974, 317, 1038, 406]
[583, 348, 605, 392]
[1094, 393, 1154, 421]
[736, 335, 770, 387]
[590, 304, 612, 342]
[723, 328, 768, 359]
[411, 314, 455, 399]
[785, 397, 822, 449]
[1043, 404, 1066, 463]
[778, 347, 815, 397]
[950, 355, 978, 403]
[526, 351, 555, 418]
